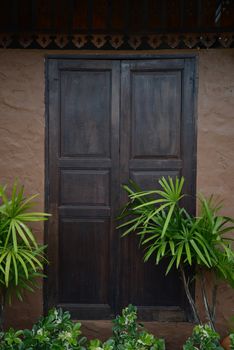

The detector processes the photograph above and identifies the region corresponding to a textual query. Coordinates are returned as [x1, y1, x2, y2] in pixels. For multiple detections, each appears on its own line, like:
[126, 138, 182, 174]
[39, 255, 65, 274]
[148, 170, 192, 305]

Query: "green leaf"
[11, 253, 18, 285]
[161, 204, 175, 237]
[165, 255, 177, 275]
[117, 217, 140, 229]
[133, 199, 170, 210]
[144, 244, 158, 262]
[0, 250, 8, 265]
[5, 252, 12, 286]
[19, 251, 37, 271]
[21, 250, 43, 269]
[194, 236, 212, 266]
[15, 194, 38, 215]
[10, 220, 18, 252]
[169, 240, 175, 255]
[13, 221, 32, 248]
[176, 243, 184, 268]
[18, 222, 38, 247]
[190, 239, 210, 267]
[16, 254, 29, 279]
[185, 242, 192, 265]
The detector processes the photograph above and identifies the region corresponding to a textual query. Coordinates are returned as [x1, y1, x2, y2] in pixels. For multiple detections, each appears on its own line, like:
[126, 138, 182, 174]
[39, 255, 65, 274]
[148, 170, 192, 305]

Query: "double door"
[46, 57, 196, 320]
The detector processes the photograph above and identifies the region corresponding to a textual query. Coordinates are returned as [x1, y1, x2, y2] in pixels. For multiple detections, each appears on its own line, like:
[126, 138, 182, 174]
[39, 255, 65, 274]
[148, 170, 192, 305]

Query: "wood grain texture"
[46, 56, 197, 320]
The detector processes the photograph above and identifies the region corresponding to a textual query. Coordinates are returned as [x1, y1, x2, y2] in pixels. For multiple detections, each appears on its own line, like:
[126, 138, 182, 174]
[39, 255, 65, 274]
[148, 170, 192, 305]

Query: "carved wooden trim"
[0, 33, 233, 49]
[0, 34, 12, 48]
[91, 35, 107, 48]
[72, 35, 88, 48]
[36, 35, 52, 48]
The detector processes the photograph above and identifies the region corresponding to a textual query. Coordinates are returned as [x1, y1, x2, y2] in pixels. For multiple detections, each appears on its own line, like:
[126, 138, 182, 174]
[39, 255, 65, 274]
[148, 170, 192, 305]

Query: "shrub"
[183, 324, 223, 350]
[0, 306, 165, 350]
[0, 328, 23, 350]
[89, 305, 165, 350]
[0, 308, 87, 350]
[230, 333, 234, 350]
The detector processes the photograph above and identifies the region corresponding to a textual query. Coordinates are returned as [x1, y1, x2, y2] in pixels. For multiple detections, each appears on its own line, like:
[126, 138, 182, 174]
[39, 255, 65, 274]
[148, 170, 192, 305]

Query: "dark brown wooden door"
[46, 56, 197, 320]
[119, 59, 196, 320]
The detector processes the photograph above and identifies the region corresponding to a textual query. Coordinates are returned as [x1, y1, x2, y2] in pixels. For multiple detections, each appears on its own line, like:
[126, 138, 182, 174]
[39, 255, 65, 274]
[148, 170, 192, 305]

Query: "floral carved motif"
[72, 35, 87, 48]
[36, 35, 52, 48]
[0, 34, 12, 48]
[109, 35, 124, 49]
[54, 35, 69, 48]
[19, 34, 33, 48]
[91, 35, 107, 48]
[128, 36, 142, 49]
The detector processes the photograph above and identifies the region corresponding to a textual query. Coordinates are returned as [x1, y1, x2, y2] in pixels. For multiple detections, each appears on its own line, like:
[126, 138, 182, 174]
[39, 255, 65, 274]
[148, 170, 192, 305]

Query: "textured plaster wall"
[0, 49, 234, 349]
[196, 49, 234, 336]
[0, 50, 45, 327]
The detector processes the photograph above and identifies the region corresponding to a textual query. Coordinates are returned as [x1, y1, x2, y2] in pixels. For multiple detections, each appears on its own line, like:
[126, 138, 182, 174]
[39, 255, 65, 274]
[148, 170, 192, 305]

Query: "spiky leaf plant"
[118, 176, 234, 329]
[0, 182, 50, 328]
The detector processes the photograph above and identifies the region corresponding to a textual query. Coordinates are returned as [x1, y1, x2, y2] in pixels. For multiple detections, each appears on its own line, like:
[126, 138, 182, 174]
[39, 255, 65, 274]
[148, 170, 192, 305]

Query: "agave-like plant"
[118, 177, 234, 330]
[0, 182, 50, 328]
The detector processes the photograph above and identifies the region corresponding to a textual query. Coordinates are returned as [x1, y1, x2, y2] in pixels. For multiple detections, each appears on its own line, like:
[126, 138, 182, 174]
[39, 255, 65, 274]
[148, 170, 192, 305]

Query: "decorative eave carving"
[0, 33, 233, 50]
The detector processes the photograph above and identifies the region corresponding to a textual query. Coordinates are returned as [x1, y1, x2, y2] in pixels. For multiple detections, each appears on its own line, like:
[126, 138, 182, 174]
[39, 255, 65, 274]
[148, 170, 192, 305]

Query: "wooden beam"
[11, 0, 18, 32]
[67, 0, 74, 34]
[197, 0, 202, 29]
[87, 0, 93, 34]
[31, 0, 36, 31]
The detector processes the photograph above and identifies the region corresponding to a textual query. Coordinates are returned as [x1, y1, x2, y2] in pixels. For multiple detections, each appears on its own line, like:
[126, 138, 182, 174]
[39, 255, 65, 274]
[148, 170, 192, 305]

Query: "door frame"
[44, 53, 198, 320]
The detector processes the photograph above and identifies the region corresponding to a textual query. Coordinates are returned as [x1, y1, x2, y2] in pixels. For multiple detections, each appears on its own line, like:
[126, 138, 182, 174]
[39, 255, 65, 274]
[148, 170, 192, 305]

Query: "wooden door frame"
[44, 53, 198, 320]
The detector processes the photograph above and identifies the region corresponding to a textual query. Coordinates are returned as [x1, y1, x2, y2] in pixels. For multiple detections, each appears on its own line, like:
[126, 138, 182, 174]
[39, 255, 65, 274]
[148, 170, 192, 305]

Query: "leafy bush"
[0, 328, 23, 350]
[0, 306, 165, 350]
[89, 305, 165, 350]
[183, 324, 223, 350]
[230, 333, 234, 350]
[0, 308, 87, 350]
[88, 339, 115, 350]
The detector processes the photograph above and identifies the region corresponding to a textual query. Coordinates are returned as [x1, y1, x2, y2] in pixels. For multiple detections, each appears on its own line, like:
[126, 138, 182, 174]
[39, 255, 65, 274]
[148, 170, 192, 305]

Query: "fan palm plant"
[0, 182, 50, 329]
[118, 177, 234, 330]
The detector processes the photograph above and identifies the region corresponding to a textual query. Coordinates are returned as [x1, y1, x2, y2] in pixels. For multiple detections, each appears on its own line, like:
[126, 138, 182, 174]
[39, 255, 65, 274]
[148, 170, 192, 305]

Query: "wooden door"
[119, 59, 197, 320]
[46, 56, 197, 320]
[46, 59, 120, 319]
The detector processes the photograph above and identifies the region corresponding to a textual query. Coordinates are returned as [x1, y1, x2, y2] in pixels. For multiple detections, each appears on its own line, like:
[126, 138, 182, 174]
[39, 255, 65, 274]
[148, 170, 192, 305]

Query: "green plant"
[0, 182, 50, 328]
[88, 339, 115, 350]
[0, 308, 87, 350]
[118, 177, 234, 329]
[0, 328, 24, 350]
[0, 306, 165, 350]
[183, 324, 223, 350]
[23, 308, 87, 350]
[88, 305, 165, 350]
[230, 333, 234, 349]
[110, 304, 165, 350]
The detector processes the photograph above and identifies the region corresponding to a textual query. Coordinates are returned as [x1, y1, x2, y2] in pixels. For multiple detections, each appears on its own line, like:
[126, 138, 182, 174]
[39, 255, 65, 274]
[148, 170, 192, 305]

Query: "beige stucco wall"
[0, 49, 234, 349]
[196, 50, 234, 336]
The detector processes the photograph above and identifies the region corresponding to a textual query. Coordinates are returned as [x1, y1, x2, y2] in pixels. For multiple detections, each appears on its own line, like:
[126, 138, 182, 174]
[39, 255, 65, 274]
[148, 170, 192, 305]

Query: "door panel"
[60, 170, 110, 206]
[59, 218, 110, 304]
[130, 170, 180, 191]
[60, 70, 111, 157]
[46, 60, 120, 319]
[46, 57, 197, 321]
[119, 59, 196, 320]
[131, 71, 181, 158]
